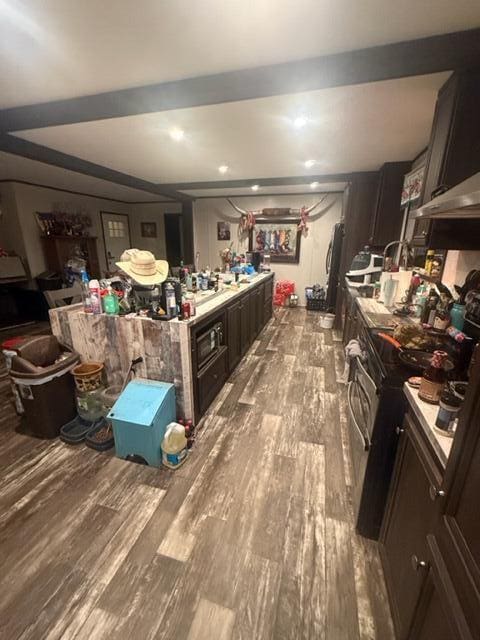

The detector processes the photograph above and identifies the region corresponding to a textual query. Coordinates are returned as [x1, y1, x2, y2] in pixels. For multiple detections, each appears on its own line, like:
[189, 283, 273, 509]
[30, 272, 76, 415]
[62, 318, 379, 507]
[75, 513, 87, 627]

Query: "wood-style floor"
[0, 309, 395, 640]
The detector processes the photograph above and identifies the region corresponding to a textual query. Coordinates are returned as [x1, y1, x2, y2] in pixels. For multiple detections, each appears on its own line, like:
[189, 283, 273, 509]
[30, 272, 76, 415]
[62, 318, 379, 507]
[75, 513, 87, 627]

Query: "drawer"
[197, 346, 228, 416]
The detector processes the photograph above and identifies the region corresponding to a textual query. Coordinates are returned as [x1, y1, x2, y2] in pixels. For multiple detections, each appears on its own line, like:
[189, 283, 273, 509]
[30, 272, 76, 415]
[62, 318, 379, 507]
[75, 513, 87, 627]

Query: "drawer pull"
[411, 555, 428, 572]
[395, 426, 404, 435]
[429, 486, 446, 501]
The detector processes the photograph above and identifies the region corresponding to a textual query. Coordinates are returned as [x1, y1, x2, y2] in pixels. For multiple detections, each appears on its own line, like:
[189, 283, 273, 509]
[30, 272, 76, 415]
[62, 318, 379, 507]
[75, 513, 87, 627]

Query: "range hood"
[416, 172, 480, 219]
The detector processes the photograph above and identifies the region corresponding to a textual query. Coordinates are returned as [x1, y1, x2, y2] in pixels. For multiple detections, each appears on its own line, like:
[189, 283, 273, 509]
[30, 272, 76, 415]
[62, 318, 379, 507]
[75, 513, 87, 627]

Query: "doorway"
[164, 213, 184, 267]
[101, 212, 132, 274]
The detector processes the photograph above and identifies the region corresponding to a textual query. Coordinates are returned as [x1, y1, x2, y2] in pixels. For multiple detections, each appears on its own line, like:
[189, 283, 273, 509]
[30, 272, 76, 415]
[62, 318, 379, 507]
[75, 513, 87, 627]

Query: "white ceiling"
[0, 0, 479, 109]
[185, 183, 347, 198]
[0, 152, 171, 202]
[14, 73, 449, 184]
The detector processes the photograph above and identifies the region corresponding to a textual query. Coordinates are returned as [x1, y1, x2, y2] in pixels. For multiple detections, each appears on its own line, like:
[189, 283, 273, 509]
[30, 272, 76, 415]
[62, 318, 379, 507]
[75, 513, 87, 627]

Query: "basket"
[72, 362, 104, 392]
[306, 298, 327, 311]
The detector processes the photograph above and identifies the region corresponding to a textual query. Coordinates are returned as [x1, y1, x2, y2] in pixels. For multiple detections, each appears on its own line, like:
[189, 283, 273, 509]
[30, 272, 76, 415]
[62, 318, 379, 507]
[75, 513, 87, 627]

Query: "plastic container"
[435, 390, 461, 436]
[161, 422, 188, 469]
[382, 276, 398, 308]
[76, 386, 106, 421]
[450, 303, 465, 331]
[88, 279, 102, 315]
[72, 362, 104, 392]
[320, 313, 335, 329]
[103, 286, 119, 315]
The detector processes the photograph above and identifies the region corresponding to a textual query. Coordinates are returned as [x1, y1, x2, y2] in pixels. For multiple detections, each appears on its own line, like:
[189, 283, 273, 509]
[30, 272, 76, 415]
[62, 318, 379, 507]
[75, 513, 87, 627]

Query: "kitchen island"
[50, 272, 274, 422]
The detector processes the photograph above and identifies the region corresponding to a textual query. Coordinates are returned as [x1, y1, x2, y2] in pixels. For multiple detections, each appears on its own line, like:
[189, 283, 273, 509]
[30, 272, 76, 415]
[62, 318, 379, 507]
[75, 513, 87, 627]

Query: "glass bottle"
[418, 350, 448, 404]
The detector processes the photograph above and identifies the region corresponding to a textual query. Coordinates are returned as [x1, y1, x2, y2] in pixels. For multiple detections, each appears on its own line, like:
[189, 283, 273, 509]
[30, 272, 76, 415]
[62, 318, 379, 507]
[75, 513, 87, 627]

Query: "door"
[164, 213, 184, 267]
[380, 413, 440, 640]
[101, 212, 131, 274]
[227, 299, 242, 372]
[240, 294, 250, 356]
[409, 536, 474, 640]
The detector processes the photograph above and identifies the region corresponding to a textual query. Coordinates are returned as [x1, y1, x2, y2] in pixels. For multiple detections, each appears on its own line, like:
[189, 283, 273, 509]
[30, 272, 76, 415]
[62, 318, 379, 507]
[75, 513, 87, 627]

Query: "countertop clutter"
[403, 382, 453, 468]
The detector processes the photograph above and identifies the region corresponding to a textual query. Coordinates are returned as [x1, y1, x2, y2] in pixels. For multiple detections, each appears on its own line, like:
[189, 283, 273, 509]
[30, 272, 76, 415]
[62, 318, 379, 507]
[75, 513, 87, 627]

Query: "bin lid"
[108, 379, 174, 426]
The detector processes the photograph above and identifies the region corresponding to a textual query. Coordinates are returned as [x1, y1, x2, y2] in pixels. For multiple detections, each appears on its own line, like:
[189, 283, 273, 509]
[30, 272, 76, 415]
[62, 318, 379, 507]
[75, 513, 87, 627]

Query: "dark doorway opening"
[164, 213, 184, 267]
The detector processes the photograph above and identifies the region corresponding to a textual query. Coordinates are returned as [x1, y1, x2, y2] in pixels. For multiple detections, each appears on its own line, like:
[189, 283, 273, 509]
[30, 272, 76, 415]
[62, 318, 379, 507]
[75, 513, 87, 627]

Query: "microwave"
[197, 321, 223, 370]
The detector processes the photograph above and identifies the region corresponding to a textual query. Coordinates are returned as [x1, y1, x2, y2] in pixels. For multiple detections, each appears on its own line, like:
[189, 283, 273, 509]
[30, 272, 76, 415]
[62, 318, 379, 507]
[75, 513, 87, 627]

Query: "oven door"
[347, 357, 379, 518]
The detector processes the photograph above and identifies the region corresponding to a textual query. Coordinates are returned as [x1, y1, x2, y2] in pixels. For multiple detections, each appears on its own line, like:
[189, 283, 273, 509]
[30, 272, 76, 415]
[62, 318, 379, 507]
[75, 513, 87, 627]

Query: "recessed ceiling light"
[293, 116, 307, 129]
[304, 159, 315, 168]
[218, 165, 229, 174]
[169, 128, 185, 141]
[310, 181, 319, 189]
[251, 184, 260, 192]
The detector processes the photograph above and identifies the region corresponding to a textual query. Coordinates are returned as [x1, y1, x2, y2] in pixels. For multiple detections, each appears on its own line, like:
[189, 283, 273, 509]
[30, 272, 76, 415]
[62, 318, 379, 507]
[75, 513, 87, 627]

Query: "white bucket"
[320, 313, 335, 329]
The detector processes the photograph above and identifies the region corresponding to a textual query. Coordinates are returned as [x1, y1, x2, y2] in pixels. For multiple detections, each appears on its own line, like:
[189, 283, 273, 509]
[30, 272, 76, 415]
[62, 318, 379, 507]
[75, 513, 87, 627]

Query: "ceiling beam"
[1, 28, 480, 133]
[159, 173, 372, 191]
[0, 134, 192, 202]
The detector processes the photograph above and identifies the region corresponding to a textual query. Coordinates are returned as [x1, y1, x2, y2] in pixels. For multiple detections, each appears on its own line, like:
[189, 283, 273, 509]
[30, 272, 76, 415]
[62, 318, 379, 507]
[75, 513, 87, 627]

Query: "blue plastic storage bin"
[108, 379, 176, 467]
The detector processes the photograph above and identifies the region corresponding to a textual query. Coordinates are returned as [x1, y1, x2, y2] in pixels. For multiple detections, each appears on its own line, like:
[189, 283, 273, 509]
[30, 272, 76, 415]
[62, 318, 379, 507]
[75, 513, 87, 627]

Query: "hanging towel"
[339, 339, 364, 384]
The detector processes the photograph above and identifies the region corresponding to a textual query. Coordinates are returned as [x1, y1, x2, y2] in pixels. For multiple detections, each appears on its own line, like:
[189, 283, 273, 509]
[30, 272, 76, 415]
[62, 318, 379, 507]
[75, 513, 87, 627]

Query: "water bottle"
[81, 270, 92, 313]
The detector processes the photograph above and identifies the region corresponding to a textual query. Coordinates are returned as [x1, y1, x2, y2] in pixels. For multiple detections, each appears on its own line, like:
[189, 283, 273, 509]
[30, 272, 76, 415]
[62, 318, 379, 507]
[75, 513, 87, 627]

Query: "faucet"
[383, 239, 410, 271]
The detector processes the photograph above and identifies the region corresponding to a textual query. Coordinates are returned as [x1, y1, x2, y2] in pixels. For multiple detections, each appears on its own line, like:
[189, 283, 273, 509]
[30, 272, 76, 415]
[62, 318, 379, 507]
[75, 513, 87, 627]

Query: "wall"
[193, 193, 343, 305]
[129, 202, 182, 259]
[443, 250, 480, 290]
[7, 182, 134, 279]
[0, 182, 27, 262]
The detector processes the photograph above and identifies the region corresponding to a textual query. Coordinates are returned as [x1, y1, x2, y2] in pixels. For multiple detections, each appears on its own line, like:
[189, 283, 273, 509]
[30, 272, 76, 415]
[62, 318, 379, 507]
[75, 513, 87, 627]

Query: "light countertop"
[181, 271, 274, 326]
[404, 383, 454, 469]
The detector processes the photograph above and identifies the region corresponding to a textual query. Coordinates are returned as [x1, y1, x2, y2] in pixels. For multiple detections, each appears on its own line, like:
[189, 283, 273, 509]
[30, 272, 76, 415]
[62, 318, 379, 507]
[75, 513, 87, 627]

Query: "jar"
[450, 303, 465, 331]
[435, 390, 461, 436]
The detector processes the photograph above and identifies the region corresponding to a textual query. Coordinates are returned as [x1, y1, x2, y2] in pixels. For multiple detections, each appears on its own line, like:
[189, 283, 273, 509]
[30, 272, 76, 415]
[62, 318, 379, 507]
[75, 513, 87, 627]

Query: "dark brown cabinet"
[381, 346, 480, 639]
[41, 235, 100, 279]
[193, 275, 274, 420]
[227, 299, 242, 372]
[196, 346, 228, 416]
[368, 162, 411, 248]
[413, 70, 480, 248]
[380, 412, 443, 639]
[409, 536, 474, 640]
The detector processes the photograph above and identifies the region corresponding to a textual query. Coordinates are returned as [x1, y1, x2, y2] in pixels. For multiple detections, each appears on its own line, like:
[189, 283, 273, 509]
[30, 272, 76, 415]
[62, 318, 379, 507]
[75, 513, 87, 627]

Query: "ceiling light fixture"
[251, 184, 260, 192]
[169, 128, 185, 141]
[218, 165, 229, 174]
[304, 159, 315, 168]
[293, 116, 307, 129]
[310, 181, 319, 189]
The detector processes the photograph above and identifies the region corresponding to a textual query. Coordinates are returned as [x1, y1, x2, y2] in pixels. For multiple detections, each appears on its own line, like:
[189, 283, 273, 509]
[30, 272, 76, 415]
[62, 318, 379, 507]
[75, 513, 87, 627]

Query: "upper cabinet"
[368, 162, 411, 248]
[412, 70, 480, 247]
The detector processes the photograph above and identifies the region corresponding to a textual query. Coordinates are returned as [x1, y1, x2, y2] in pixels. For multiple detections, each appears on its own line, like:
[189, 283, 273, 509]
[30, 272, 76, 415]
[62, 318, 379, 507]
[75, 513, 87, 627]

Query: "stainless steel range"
[347, 323, 411, 539]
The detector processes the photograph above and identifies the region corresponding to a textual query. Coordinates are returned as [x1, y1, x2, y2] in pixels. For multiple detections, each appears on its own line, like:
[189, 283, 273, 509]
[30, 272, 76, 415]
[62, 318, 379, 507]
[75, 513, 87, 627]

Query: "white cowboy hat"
[116, 250, 169, 285]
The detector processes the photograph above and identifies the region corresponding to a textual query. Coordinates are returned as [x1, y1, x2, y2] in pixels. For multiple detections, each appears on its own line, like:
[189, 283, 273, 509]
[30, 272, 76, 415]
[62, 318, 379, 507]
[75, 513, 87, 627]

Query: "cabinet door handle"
[429, 485, 446, 501]
[411, 555, 428, 572]
[213, 373, 218, 380]
[395, 426, 404, 435]
[421, 230, 427, 236]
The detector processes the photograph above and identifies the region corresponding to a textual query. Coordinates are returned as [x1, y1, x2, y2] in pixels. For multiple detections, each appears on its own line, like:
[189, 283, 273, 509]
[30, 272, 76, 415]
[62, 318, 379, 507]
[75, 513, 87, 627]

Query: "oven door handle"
[347, 381, 370, 452]
[355, 356, 377, 395]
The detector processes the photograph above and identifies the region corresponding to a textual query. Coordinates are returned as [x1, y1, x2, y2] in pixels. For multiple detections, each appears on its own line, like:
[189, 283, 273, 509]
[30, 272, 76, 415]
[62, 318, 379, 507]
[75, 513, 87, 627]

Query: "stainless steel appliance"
[347, 324, 410, 539]
[325, 222, 344, 311]
[196, 321, 224, 369]
[416, 171, 480, 219]
[346, 247, 383, 288]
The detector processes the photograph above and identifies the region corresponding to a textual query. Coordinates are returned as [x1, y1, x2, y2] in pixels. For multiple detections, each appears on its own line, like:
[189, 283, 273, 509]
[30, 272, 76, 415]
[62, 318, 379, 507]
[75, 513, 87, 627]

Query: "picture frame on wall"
[141, 222, 157, 238]
[217, 221, 231, 241]
[249, 219, 301, 264]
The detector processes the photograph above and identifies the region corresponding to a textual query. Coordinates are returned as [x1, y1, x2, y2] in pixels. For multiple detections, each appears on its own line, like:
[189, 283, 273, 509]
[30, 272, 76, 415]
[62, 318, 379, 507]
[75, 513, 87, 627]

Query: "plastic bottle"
[103, 285, 119, 315]
[161, 422, 188, 469]
[165, 282, 176, 318]
[81, 270, 92, 313]
[89, 279, 102, 315]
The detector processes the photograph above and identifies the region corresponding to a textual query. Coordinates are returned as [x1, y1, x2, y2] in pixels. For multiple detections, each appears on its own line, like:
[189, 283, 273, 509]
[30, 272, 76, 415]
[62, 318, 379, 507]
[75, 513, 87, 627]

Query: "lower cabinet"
[380, 411, 443, 639]
[409, 536, 474, 640]
[196, 346, 228, 417]
[227, 299, 242, 371]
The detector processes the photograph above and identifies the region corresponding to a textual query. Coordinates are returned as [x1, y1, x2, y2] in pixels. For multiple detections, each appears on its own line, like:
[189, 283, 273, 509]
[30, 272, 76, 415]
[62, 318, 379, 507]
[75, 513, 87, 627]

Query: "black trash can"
[10, 336, 80, 438]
